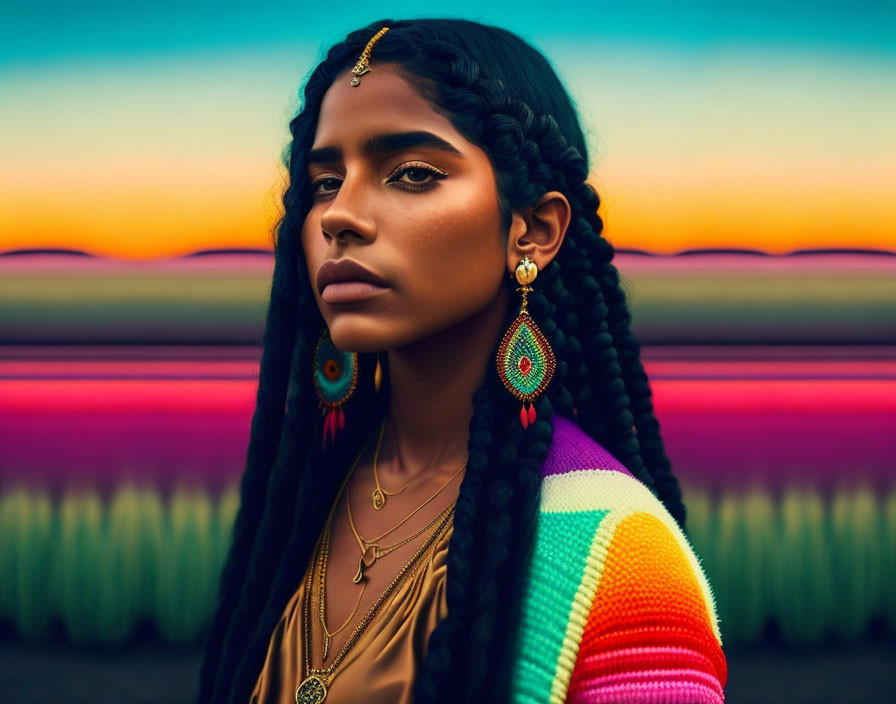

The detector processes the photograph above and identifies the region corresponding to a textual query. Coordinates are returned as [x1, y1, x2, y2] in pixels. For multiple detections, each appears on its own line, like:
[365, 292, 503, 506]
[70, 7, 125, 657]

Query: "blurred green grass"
[0, 485, 238, 646]
[686, 485, 896, 647]
[1, 484, 894, 647]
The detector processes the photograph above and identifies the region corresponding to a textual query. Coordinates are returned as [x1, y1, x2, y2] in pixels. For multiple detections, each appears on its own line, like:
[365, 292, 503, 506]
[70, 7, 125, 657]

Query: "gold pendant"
[352, 545, 378, 584]
[296, 674, 327, 704]
[371, 487, 386, 510]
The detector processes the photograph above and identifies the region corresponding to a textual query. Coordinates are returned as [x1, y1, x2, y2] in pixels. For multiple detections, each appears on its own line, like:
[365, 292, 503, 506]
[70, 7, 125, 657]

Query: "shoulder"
[510, 414, 726, 704]
[541, 412, 633, 480]
[539, 413, 681, 528]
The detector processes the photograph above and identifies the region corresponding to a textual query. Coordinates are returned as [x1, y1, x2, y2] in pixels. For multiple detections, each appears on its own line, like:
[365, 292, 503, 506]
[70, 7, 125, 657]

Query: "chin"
[325, 316, 404, 354]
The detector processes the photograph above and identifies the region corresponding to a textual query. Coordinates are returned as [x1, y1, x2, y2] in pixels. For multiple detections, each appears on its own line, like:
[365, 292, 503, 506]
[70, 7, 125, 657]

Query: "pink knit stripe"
[573, 645, 717, 681]
[568, 668, 724, 704]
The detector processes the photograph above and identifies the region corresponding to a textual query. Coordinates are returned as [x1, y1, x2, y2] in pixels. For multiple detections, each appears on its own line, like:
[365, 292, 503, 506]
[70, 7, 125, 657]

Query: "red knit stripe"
[573, 645, 717, 680]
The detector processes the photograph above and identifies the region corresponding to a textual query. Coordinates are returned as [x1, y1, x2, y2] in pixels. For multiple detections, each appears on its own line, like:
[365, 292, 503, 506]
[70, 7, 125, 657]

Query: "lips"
[316, 259, 389, 299]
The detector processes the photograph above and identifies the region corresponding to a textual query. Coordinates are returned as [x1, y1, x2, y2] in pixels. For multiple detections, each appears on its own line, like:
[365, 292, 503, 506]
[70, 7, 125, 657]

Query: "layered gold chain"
[295, 428, 459, 704]
[370, 418, 422, 510]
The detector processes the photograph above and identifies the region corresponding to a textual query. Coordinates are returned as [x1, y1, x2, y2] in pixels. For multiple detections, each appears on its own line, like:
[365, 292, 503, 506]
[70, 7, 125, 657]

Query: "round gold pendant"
[296, 674, 327, 704]
[371, 488, 386, 510]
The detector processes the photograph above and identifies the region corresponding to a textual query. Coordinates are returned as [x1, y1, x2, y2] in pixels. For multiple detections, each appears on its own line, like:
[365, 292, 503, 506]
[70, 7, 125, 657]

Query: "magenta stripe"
[662, 410, 896, 491]
[570, 668, 723, 704]
[0, 412, 249, 493]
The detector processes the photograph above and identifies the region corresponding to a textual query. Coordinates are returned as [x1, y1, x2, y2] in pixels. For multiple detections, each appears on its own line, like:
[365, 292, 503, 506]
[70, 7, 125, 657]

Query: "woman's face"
[301, 64, 509, 353]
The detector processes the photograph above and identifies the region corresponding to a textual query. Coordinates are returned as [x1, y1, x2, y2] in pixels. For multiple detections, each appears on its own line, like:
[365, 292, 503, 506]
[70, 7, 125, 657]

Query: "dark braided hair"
[197, 18, 685, 704]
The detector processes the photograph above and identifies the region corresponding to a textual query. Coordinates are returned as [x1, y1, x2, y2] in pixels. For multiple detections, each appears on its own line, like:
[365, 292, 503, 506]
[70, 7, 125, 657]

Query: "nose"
[318, 173, 377, 245]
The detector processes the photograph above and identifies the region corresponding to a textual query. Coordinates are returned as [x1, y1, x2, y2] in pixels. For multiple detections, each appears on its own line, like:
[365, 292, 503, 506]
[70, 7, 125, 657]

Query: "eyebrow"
[306, 130, 463, 167]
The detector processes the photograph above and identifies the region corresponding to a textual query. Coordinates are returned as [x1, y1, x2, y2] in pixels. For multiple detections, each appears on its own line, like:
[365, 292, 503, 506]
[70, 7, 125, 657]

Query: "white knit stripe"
[540, 468, 723, 644]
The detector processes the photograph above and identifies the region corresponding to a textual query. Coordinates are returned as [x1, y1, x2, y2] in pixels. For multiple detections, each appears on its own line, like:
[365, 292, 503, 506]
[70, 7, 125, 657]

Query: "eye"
[386, 161, 448, 190]
[310, 175, 342, 195]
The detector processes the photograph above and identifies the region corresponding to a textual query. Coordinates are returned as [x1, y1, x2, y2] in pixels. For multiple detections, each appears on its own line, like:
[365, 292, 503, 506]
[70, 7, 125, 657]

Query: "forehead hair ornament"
[350, 26, 390, 86]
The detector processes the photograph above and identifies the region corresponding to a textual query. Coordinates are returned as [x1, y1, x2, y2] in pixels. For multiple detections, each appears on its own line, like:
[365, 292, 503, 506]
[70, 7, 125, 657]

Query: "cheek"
[407, 193, 506, 304]
[449, 188, 504, 262]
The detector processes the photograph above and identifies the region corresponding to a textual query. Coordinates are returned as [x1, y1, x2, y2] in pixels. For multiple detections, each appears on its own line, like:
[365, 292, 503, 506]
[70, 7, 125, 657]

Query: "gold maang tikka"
[350, 27, 390, 86]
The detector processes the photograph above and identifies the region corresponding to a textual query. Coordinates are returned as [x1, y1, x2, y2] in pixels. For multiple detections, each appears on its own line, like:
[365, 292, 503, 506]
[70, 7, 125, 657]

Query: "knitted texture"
[512, 414, 726, 703]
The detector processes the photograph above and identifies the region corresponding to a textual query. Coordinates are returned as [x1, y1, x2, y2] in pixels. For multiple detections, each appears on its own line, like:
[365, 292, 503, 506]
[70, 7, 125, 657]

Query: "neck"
[380, 286, 511, 480]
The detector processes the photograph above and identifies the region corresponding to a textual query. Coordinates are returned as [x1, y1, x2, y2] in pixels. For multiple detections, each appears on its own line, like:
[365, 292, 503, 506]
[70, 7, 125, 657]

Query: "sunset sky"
[1, 1, 894, 259]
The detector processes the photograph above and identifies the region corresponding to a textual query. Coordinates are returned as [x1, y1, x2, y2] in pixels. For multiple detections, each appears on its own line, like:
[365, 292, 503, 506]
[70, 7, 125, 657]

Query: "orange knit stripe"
[570, 512, 727, 688]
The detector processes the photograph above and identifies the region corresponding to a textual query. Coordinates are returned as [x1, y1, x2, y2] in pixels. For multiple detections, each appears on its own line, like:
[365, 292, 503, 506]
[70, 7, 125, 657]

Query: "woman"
[198, 18, 727, 704]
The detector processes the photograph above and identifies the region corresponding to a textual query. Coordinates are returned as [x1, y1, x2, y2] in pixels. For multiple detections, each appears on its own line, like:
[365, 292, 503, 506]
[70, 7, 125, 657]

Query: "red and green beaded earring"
[313, 329, 358, 447]
[497, 256, 556, 428]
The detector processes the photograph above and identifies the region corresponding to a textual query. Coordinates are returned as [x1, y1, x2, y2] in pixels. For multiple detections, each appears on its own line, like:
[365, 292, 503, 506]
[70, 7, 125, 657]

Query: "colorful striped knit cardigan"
[510, 414, 727, 703]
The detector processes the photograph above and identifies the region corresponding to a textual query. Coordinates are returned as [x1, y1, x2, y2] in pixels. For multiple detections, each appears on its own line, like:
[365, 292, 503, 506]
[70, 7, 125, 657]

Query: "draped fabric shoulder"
[510, 414, 727, 704]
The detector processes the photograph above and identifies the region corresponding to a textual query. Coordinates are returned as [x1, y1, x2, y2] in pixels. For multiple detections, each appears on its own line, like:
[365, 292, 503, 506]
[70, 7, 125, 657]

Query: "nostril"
[326, 230, 351, 244]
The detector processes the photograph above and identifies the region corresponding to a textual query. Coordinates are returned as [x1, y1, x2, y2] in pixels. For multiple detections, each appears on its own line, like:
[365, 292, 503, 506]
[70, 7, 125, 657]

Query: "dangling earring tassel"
[313, 329, 358, 448]
[320, 402, 348, 445]
[497, 257, 556, 429]
[519, 401, 538, 429]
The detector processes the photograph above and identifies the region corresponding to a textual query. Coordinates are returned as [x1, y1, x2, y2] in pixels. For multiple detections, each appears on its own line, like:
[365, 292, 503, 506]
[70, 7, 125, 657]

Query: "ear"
[506, 190, 571, 275]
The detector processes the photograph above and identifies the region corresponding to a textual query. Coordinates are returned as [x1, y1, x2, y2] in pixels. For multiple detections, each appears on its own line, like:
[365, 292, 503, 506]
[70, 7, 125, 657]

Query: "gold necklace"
[317, 519, 360, 661]
[310, 433, 375, 659]
[298, 482, 454, 704]
[349, 458, 465, 584]
[319, 496, 456, 660]
[317, 517, 365, 658]
[371, 418, 423, 510]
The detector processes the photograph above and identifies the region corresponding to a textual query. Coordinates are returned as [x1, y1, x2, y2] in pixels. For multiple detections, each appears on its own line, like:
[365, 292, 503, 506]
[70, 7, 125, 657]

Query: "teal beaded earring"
[497, 256, 556, 428]
[313, 329, 358, 446]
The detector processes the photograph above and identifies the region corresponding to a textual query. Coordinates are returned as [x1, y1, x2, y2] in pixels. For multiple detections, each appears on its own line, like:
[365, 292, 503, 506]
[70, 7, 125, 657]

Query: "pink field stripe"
[653, 379, 895, 414]
[1, 379, 258, 414]
[645, 359, 896, 379]
[0, 359, 259, 379]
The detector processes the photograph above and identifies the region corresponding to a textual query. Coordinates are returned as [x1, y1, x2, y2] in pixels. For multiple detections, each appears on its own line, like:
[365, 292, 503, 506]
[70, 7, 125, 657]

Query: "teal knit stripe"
[511, 508, 609, 704]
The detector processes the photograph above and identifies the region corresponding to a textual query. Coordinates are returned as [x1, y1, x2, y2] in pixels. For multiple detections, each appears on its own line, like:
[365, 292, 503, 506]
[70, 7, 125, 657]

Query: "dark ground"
[1, 635, 894, 703]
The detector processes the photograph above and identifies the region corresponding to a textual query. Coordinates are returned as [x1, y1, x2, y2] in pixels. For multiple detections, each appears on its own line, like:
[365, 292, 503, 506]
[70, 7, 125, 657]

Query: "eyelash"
[310, 161, 448, 196]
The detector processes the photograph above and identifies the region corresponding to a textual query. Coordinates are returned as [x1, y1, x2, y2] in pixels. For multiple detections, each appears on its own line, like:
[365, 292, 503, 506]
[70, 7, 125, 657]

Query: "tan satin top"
[249, 512, 454, 704]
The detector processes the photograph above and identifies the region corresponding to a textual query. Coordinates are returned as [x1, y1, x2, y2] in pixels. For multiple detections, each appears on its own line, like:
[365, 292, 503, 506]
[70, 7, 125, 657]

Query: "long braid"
[225, 352, 385, 703]
[197, 213, 303, 702]
[559, 216, 657, 490]
[573, 183, 686, 525]
[199, 19, 687, 704]
[198, 37, 368, 702]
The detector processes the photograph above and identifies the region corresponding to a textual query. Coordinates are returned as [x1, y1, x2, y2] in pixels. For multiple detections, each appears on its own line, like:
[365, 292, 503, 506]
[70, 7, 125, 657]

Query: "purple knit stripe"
[542, 413, 632, 478]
